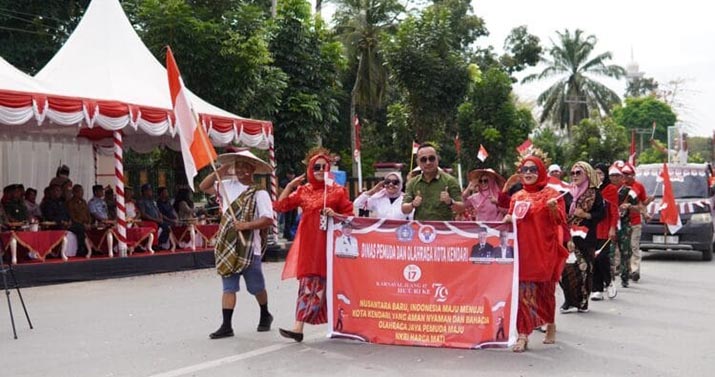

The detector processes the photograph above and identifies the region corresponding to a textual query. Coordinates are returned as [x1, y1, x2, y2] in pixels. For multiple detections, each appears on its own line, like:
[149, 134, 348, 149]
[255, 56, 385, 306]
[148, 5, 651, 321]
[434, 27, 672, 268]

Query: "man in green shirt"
[402, 143, 464, 221]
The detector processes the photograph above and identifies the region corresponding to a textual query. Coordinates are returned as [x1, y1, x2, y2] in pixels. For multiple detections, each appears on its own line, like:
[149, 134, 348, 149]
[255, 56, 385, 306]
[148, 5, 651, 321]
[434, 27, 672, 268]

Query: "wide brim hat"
[217, 149, 272, 174]
[467, 168, 506, 188]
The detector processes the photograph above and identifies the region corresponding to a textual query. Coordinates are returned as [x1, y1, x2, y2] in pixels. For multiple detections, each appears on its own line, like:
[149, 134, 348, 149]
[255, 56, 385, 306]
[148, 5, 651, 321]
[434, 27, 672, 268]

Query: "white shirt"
[335, 235, 359, 257]
[126, 201, 137, 219]
[354, 193, 413, 220]
[219, 180, 273, 255]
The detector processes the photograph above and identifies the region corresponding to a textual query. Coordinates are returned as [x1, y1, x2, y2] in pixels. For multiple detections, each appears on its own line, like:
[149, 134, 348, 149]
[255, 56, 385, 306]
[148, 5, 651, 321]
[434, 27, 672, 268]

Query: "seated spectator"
[104, 186, 117, 220]
[88, 185, 110, 223]
[3, 184, 28, 223]
[157, 187, 179, 225]
[125, 186, 137, 221]
[24, 187, 42, 220]
[41, 184, 89, 257]
[137, 184, 171, 249]
[173, 187, 195, 221]
[66, 184, 91, 256]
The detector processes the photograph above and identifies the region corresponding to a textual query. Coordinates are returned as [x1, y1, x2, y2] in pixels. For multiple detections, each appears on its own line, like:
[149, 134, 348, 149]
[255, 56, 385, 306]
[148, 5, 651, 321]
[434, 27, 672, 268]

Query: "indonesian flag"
[477, 144, 489, 162]
[547, 176, 571, 193]
[516, 139, 533, 156]
[166, 47, 217, 191]
[412, 141, 420, 154]
[628, 129, 637, 166]
[570, 225, 589, 239]
[353, 115, 361, 161]
[455, 134, 462, 156]
[324, 171, 337, 186]
[659, 163, 682, 234]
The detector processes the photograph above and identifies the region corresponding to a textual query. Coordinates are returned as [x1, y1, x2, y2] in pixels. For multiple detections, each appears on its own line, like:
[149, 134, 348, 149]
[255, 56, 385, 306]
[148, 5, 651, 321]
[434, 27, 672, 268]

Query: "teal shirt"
[403, 172, 461, 221]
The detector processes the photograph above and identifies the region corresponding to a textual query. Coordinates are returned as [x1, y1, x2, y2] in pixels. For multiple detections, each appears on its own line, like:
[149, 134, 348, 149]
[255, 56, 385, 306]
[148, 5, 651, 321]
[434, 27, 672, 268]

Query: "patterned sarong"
[214, 186, 264, 277]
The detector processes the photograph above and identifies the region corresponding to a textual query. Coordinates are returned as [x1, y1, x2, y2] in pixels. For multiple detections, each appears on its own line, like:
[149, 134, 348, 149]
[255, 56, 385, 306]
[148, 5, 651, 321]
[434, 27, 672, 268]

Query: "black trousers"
[592, 238, 612, 292]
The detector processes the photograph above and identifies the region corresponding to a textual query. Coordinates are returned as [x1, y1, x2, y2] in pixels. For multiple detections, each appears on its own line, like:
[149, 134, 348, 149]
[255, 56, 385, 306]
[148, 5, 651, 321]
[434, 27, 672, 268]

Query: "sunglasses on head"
[384, 179, 400, 186]
[312, 163, 327, 172]
[519, 166, 539, 174]
[419, 155, 437, 163]
[570, 170, 583, 176]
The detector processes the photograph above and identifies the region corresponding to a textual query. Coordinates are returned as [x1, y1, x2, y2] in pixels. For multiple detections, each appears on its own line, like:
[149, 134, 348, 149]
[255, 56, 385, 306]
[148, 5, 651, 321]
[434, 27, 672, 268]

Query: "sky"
[315, 0, 714, 137]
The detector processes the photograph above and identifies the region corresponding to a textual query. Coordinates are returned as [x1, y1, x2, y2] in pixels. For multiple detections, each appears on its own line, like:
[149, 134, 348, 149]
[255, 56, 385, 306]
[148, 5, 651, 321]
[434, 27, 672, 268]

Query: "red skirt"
[516, 281, 555, 335]
[295, 276, 327, 325]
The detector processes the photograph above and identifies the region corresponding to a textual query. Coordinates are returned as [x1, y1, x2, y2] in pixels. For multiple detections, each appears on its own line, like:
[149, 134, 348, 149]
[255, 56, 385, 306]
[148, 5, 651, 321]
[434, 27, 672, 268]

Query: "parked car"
[636, 163, 715, 261]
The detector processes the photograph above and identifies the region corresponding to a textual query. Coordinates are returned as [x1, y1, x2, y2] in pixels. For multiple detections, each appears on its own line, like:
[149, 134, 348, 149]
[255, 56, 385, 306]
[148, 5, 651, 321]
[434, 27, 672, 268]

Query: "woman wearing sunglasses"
[559, 162, 605, 315]
[273, 148, 354, 342]
[502, 155, 568, 352]
[462, 169, 505, 222]
[353, 172, 413, 220]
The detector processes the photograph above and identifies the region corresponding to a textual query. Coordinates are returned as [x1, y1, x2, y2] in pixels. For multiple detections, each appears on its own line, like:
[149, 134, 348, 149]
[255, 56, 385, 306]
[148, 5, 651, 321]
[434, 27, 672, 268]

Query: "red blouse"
[596, 183, 619, 240]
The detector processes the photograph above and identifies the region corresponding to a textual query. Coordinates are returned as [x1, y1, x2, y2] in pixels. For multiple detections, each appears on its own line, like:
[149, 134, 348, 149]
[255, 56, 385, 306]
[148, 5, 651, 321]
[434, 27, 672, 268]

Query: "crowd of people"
[213, 143, 651, 353]
[1, 164, 211, 258]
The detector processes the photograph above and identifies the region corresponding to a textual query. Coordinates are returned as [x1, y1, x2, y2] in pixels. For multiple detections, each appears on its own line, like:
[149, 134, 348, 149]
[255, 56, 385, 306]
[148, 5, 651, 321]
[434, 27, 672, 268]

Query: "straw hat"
[467, 168, 506, 188]
[217, 149, 272, 174]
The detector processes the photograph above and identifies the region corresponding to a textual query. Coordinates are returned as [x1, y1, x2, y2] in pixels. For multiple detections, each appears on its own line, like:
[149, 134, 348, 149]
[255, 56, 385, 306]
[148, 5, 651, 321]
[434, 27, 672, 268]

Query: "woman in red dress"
[273, 149, 353, 342]
[503, 155, 567, 352]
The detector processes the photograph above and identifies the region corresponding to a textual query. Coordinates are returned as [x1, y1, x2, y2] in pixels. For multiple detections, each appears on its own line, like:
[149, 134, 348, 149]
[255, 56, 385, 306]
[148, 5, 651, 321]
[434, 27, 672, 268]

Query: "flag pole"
[192, 110, 246, 246]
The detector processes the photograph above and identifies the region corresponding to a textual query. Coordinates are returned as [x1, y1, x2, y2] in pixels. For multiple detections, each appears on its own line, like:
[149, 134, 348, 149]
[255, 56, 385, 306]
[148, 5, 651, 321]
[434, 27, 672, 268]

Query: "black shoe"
[209, 326, 234, 339]
[631, 271, 640, 282]
[279, 328, 303, 342]
[621, 280, 629, 288]
[257, 313, 273, 332]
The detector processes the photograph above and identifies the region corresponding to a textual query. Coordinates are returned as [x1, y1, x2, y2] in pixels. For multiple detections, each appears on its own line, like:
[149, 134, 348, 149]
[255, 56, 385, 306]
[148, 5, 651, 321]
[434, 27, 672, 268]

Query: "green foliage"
[0, 0, 90, 74]
[625, 76, 659, 98]
[565, 117, 629, 166]
[522, 29, 626, 129]
[532, 127, 566, 168]
[270, 0, 345, 174]
[499, 26, 542, 76]
[612, 96, 676, 142]
[456, 68, 535, 174]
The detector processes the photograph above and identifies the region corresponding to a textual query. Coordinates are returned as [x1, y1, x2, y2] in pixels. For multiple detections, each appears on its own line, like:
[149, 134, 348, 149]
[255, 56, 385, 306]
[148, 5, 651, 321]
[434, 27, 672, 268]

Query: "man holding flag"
[168, 47, 274, 338]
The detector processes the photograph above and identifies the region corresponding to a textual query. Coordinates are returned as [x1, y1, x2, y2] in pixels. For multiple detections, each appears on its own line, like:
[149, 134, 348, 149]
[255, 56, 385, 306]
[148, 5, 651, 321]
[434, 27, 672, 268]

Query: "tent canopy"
[0, 0, 272, 152]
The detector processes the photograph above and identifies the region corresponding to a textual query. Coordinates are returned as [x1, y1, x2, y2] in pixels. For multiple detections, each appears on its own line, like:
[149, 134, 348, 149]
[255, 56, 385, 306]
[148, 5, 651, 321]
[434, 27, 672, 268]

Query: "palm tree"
[330, 0, 403, 176]
[522, 29, 626, 130]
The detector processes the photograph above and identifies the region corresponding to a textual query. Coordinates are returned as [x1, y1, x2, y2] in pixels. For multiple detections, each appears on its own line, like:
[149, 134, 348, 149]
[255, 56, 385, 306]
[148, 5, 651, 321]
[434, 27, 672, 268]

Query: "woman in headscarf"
[462, 169, 505, 222]
[591, 163, 619, 300]
[353, 172, 412, 220]
[502, 155, 568, 352]
[273, 148, 354, 342]
[559, 161, 605, 314]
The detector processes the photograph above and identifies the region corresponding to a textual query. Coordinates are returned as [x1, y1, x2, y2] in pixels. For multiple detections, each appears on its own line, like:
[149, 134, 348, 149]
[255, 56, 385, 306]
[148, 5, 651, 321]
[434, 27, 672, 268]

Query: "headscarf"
[307, 153, 331, 189]
[593, 163, 610, 188]
[371, 172, 403, 200]
[568, 161, 598, 215]
[470, 172, 501, 209]
[519, 156, 548, 193]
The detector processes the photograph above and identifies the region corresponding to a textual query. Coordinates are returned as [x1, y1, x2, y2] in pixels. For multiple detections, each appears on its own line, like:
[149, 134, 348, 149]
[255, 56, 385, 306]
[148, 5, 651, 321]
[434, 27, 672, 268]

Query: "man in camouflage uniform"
[610, 162, 639, 288]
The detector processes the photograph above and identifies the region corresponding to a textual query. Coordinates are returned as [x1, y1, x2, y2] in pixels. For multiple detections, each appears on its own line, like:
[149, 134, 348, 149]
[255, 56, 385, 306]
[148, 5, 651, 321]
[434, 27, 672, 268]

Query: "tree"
[625, 76, 658, 98]
[612, 96, 676, 142]
[456, 68, 535, 174]
[532, 127, 566, 169]
[330, 0, 404, 176]
[499, 25, 542, 76]
[0, 0, 90, 74]
[269, 0, 346, 174]
[565, 116, 629, 167]
[522, 29, 626, 130]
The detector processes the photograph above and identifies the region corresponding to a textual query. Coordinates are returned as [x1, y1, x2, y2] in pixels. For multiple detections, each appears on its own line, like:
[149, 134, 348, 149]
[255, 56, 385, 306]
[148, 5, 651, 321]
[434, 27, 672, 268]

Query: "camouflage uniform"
[616, 185, 639, 287]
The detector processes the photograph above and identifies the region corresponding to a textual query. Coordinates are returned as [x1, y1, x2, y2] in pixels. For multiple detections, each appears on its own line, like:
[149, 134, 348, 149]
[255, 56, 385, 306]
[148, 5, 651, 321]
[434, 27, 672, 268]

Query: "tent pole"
[113, 131, 128, 257]
[268, 129, 279, 243]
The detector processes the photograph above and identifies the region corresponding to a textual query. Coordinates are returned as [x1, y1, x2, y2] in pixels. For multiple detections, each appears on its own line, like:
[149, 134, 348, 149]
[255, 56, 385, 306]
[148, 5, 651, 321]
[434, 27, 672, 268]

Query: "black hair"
[594, 163, 610, 188]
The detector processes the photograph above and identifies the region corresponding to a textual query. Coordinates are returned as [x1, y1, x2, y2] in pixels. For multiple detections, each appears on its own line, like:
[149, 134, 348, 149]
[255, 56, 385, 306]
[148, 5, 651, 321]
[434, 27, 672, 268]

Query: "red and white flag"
[516, 139, 533, 156]
[324, 171, 336, 186]
[570, 225, 589, 239]
[353, 115, 361, 161]
[628, 129, 637, 166]
[411, 141, 420, 154]
[659, 163, 682, 234]
[547, 176, 571, 193]
[477, 144, 489, 162]
[454, 134, 462, 157]
[166, 47, 217, 191]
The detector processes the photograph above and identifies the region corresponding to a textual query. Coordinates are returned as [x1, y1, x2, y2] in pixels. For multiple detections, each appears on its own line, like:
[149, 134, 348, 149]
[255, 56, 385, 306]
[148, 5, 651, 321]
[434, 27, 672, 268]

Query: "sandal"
[543, 323, 556, 344]
[512, 335, 528, 353]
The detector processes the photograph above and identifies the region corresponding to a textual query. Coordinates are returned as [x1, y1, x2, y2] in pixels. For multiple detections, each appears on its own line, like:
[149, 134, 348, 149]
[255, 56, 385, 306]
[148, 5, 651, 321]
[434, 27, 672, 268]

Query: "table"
[1, 230, 68, 264]
[112, 226, 155, 256]
[171, 224, 219, 251]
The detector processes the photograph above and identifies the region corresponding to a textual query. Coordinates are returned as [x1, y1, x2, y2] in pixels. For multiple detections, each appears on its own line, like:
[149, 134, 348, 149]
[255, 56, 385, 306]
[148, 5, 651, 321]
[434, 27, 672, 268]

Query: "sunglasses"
[419, 155, 437, 163]
[384, 179, 400, 186]
[479, 178, 490, 184]
[519, 166, 539, 174]
[570, 170, 583, 176]
[313, 163, 327, 172]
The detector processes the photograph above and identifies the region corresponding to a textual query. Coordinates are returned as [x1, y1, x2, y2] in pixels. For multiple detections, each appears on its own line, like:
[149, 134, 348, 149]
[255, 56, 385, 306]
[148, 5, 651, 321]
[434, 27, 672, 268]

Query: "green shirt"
[403, 172, 461, 221]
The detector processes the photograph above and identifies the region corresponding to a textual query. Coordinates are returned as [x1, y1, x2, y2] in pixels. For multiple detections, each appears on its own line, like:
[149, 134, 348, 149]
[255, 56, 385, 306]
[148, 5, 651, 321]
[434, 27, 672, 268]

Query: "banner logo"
[403, 264, 422, 282]
[417, 224, 437, 243]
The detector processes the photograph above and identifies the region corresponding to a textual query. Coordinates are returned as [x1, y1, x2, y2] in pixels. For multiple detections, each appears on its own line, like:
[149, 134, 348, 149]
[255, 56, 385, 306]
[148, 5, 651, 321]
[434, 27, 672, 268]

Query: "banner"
[327, 216, 518, 349]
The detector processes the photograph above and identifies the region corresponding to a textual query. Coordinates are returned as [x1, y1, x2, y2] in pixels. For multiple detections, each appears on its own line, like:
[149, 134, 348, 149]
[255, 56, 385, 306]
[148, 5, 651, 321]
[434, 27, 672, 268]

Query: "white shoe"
[590, 292, 604, 301]
[607, 284, 617, 299]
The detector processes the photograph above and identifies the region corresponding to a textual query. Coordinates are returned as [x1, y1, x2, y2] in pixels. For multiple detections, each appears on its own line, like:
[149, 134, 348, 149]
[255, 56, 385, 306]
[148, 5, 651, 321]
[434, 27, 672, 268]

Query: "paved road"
[2, 250, 714, 377]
